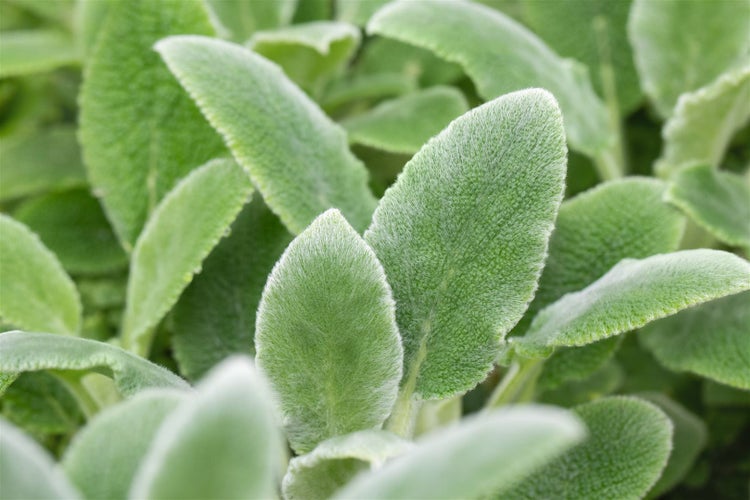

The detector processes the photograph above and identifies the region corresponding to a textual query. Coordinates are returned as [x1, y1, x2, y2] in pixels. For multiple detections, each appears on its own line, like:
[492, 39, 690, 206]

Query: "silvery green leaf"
[0, 331, 189, 395]
[256, 209, 402, 453]
[322, 72, 417, 111]
[122, 159, 253, 356]
[333, 406, 585, 499]
[336, 0, 390, 25]
[206, 0, 296, 42]
[365, 89, 566, 399]
[128, 357, 284, 500]
[0, 30, 78, 77]
[62, 390, 186, 500]
[155, 35, 377, 234]
[413, 396, 462, 437]
[514, 249, 750, 358]
[0, 215, 81, 335]
[503, 397, 672, 500]
[639, 291, 750, 390]
[628, 0, 750, 118]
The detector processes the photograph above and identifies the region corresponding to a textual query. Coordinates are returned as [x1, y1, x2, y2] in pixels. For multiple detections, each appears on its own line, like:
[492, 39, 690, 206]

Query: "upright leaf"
[0, 30, 78, 77]
[122, 159, 253, 356]
[156, 35, 377, 234]
[628, 0, 750, 117]
[0, 215, 81, 335]
[206, 0, 296, 42]
[365, 89, 566, 400]
[79, 0, 225, 249]
[256, 209, 402, 453]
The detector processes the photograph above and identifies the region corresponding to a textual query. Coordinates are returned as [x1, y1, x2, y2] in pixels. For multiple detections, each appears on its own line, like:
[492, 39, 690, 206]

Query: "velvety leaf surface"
[73, 0, 113, 58]
[333, 406, 585, 499]
[128, 357, 284, 500]
[0, 331, 189, 395]
[503, 397, 672, 500]
[365, 89, 566, 399]
[656, 65, 750, 176]
[514, 249, 750, 358]
[639, 291, 750, 390]
[0, 417, 81, 500]
[206, 0, 296, 42]
[0, 215, 81, 335]
[63, 390, 186, 500]
[0, 30, 78, 77]
[256, 209, 402, 453]
[156, 35, 377, 234]
[628, 0, 750, 117]
[172, 193, 292, 381]
[341, 86, 469, 154]
[122, 159, 253, 356]
[367, 0, 611, 158]
[79, 0, 225, 248]
[283, 430, 414, 500]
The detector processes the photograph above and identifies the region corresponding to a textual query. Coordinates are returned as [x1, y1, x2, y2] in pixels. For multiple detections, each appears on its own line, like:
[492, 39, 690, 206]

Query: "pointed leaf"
[80, 0, 225, 248]
[333, 406, 585, 499]
[0, 30, 78, 77]
[128, 357, 284, 500]
[206, 0, 296, 42]
[365, 89, 566, 399]
[367, 0, 612, 158]
[155, 35, 377, 234]
[640, 291, 750, 390]
[256, 209, 402, 453]
[515, 250, 750, 358]
[503, 397, 673, 500]
[122, 159, 253, 356]
[0, 215, 81, 335]
[0, 331, 189, 395]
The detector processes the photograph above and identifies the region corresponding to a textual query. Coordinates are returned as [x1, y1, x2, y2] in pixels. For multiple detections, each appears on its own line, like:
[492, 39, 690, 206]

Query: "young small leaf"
[256, 209, 402, 453]
[365, 89, 566, 399]
[0, 30, 78, 77]
[155, 35, 377, 234]
[321, 72, 416, 111]
[122, 159, 253, 356]
[0, 215, 81, 335]
[206, 0, 296, 42]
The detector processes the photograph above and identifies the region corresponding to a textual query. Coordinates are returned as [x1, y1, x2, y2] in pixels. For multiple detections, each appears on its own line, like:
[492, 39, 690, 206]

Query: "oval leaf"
[256, 209, 403, 453]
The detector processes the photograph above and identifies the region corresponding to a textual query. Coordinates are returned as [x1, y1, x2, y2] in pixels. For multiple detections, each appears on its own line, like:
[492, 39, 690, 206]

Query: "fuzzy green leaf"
[0, 215, 81, 335]
[0, 30, 78, 77]
[321, 72, 416, 111]
[62, 390, 186, 500]
[514, 249, 750, 358]
[336, 0, 390, 25]
[206, 0, 296, 42]
[639, 291, 750, 390]
[0, 417, 81, 500]
[122, 159, 252, 356]
[128, 357, 284, 500]
[539, 360, 624, 408]
[73, 0, 113, 58]
[0, 331, 189, 395]
[365, 89, 566, 399]
[537, 337, 623, 392]
[333, 406, 585, 499]
[283, 430, 414, 500]
[172, 193, 292, 381]
[367, 0, 611, 158]
[628, 0, 750, 118]
[342, 86, 469, 154]
[256, 209, 402, 453]
[155, 35, 377, 234]
[503, 397, 673, 500]
[79, 0, 225, 249]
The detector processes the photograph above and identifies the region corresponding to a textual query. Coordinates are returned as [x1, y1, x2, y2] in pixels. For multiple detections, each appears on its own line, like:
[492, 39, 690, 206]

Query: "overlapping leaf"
[206, 0, 296, 42]
[0, 30, 78, 77]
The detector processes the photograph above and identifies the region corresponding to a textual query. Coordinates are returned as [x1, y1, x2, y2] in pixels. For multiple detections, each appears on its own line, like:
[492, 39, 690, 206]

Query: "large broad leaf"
[503, 397, 672, 500]
[341, 86, 469, 154]
[121, 159, 253, 356]
[62, 390, 186, 500]
[656, 65, 750, 177]
[0, 215, 81, 335]
[283, 430, 414, 500]
[333, 406, 585, 499]
[206, 0, 296, 42]
[128, 357, 284, 500]
[172, 193, 292, 381]
[0, 417, 81, 500]
[155, 35, 377, 235]
[628, 0, 750, 118]
[0, 331, 189, 395]
[255, 209, 402, 454]
[514, 249, 750, 358]
[0, 30, 78, 77]
[364, 89, 566, 400]
[79, 0, 225, 249]
[367, 0, 612, 161]
[665, 165, 750, 252]
[639, 291, 750, 390]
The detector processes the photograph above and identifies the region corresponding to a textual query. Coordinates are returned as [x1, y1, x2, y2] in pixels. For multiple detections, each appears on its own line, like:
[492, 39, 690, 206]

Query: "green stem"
[52, 371, 100, 419]
[485, 358, 543, 409]
[386, 388, 421, 438]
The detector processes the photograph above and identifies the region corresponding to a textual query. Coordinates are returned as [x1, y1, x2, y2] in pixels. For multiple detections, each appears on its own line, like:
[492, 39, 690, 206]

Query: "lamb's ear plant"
[1, 0, 749, 498]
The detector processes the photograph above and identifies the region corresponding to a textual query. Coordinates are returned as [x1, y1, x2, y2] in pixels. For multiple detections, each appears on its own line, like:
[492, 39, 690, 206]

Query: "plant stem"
[386, 388, 421, 438]
[52, 371, 100, 419]
[485, 358, 543, 409]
